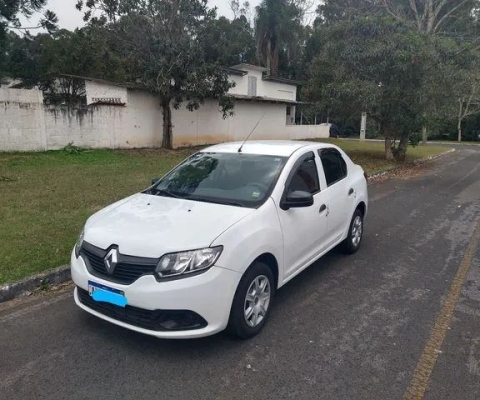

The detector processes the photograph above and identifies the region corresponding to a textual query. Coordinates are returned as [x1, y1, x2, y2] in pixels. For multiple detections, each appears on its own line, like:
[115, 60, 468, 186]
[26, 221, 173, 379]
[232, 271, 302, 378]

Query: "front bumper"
[71, 250, 242, 339]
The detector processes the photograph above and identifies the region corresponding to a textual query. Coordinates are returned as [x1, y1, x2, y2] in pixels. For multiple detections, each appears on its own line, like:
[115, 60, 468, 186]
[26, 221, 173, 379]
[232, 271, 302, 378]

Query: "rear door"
[318, 148, 355, 245]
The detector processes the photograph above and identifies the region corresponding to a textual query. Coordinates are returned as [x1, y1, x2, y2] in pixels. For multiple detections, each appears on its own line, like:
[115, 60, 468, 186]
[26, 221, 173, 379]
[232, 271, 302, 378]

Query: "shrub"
[409, 132, 422, 147]
[62, 142, 84, 155]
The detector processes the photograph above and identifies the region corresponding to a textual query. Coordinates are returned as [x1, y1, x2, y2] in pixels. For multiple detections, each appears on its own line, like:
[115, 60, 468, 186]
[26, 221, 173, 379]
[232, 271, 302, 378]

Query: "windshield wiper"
[190, 197, 245, 207]
[153, 188, 182, 199]
[218, 201, 245, 207]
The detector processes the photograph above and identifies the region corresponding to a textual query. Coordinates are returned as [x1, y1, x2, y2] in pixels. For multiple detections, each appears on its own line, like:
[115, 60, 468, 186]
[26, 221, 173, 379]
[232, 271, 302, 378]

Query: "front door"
[276, 151, 329, 280]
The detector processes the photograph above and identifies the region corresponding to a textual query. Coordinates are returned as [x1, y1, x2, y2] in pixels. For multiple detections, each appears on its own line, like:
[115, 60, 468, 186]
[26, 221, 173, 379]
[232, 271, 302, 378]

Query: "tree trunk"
[381, 122, 394, 160]
[457, 119, 462, 142]
[422, 125, 427, 145]
[266, 40, 272, 76]
[395, 133, 409, 162]
[161, 98, 173, 149]
[457, 100, 463, 143]
[385, 137, 394, 161]
[425, 0, 435, 34]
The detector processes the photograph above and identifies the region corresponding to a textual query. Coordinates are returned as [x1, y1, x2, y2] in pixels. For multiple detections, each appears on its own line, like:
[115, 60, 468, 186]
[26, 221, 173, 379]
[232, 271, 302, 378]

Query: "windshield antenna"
[238, 112, 267, 153]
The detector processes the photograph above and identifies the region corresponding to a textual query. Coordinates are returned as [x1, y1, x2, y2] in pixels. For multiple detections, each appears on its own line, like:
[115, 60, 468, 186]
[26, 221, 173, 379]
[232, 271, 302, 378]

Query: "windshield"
[150, 152, 288, 208]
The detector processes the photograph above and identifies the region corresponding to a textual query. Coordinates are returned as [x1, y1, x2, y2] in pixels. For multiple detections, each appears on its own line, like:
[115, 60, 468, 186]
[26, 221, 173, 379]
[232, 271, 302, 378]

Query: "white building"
[83, 63, 329, 148]
[0, 64, 329, 152]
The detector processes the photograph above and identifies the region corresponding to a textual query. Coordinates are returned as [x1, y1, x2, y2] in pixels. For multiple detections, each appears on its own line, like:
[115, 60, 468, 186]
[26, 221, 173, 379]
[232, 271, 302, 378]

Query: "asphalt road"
[1, 146, 479, 400]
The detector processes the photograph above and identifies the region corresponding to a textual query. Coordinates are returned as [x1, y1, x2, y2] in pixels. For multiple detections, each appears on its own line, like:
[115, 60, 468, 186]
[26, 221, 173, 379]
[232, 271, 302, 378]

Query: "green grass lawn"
[0, 140, 448, 284]
[318, 139, 450, 174]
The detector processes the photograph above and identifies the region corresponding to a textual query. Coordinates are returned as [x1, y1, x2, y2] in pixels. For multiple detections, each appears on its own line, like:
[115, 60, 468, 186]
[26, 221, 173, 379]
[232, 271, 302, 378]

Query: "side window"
[319, 149, 347, 187]
[287, 156, 320, 195]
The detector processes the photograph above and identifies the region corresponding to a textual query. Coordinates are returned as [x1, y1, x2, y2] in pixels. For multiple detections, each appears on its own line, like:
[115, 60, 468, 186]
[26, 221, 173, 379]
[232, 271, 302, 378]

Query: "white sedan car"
[72, 141, 368, 339]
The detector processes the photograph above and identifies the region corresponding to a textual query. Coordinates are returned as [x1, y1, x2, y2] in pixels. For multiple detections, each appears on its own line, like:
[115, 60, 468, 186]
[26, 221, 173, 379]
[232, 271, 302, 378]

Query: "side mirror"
[151, 177, 160, 186]
[281, 191, 314, 210]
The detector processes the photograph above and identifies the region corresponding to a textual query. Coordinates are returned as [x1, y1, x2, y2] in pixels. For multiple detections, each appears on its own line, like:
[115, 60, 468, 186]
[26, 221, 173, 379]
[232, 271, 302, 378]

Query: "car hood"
[84, 193, 255, 258]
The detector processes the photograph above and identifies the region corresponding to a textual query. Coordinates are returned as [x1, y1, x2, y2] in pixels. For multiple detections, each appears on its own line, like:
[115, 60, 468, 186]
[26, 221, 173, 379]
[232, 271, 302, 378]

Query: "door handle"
[348, 188, 354, 196]
[319, 204, 327, 214]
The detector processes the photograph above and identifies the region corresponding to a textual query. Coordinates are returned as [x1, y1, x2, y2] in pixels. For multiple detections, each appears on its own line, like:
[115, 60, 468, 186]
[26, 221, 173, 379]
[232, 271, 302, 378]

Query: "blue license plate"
[88, 281, 127, 307]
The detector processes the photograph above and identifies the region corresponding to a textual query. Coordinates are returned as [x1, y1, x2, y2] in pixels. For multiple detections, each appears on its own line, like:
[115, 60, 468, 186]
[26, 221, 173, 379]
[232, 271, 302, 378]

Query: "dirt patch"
[116, 146, 204, 158]
[371, 160, 437, 183]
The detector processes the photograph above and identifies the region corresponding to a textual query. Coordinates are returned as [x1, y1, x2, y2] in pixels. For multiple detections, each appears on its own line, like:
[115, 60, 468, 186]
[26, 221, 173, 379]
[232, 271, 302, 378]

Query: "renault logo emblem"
[104, 248, 119, 274]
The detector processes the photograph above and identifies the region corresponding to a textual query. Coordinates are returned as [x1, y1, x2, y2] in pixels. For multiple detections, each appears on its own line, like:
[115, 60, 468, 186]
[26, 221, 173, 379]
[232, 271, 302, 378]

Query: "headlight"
[155, 246, 223, 278]
[75, 229, 85, 258]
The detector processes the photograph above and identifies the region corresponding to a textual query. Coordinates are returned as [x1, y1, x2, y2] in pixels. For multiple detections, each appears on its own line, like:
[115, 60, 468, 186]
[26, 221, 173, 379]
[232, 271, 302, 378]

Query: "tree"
[304, 16, 450, 161]
[455, 67, 480, 141]
[0, 0, 58, 32]
[254, 0, 304, 77]
[5, 27, 125, 104]
[315, 0, 383, 25]
[381, 0, 479, 35]
[5, 32, 52, 87]
[46, 28, 126, 104]
[229, 0, 252, 22]
[78, 0, 235, 149]
[312, 1, 480, 144]
[292, 0, 319, 24]
[318, 0, 480, 36]
[203, 16, 256, 66]
[0, 0, 57, 78]
[75, 0, 121, 25]
[380, 0, 480, 142]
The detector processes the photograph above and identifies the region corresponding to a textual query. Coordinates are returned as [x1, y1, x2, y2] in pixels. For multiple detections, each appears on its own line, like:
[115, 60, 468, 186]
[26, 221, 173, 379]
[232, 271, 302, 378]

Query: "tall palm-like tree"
[255, 0, 302, 77]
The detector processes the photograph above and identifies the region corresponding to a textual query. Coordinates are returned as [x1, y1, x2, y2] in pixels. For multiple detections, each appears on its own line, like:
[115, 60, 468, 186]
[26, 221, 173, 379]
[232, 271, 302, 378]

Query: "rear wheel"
[227, 262, 275, 339]
[342, 209, 364, 254]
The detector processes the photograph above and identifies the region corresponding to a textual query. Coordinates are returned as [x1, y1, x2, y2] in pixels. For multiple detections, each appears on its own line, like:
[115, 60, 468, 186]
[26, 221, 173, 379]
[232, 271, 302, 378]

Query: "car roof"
[201, 140, 335, 157]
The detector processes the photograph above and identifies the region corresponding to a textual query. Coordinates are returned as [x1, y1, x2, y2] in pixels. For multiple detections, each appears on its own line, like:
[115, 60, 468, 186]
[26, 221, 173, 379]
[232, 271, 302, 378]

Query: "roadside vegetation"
[2, 0, 480, 155]
[0, 141, 448, 284]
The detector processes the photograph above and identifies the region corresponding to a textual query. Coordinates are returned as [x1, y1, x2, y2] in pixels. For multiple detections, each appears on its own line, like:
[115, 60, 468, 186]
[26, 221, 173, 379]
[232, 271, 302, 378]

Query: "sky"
[20, 0, 263, 31]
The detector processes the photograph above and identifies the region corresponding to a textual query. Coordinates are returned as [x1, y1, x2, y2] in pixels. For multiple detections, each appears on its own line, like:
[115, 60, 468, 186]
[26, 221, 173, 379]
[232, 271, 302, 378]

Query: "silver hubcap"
[351, 216, 363, 247]
[244, 275, 271, 328]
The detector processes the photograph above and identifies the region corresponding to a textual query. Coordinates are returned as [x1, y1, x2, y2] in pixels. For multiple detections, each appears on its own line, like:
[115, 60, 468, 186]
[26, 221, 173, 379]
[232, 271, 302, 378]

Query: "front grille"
[80, 242, 158, 285]
[77, 288, 207, 331]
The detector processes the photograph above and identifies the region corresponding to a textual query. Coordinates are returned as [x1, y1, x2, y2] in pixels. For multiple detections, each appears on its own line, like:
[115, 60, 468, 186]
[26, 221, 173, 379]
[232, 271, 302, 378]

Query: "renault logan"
[72, 141, 368, 339]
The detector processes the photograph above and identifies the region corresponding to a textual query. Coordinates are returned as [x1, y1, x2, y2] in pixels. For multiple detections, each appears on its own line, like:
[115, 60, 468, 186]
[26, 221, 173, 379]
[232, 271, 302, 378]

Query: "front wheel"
[341, 209, 364, 254]
[227, 262, 275, 339]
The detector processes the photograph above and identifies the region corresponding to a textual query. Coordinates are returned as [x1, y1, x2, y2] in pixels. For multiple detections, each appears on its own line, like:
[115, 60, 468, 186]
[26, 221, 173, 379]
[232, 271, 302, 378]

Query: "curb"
[368, 148, 455, 181]
[433, 142, 480, 146]
[0, 148, 456, 304]
[0, 265, 70, 303]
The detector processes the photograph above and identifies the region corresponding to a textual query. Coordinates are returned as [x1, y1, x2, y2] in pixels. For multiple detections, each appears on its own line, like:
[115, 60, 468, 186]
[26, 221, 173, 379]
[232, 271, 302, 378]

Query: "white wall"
[229, 74, 247, 96]
[121, 89, 163, 148]
[172, 99, 329, 147]
[85, 80, 128, 105]
[0, 87, 329, 152]
[44, 107, 111, 149]
[0, 89, 47, 151]
[285, 124, 331, 140]
[45, 90, 163, 150]
[1, 88, 163, 151]
[227, 67, 297, 101]
[260, 80, 297, 101]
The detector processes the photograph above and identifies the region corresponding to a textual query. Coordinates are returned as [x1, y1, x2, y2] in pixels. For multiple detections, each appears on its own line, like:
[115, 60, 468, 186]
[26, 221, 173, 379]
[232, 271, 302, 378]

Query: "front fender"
[211, 198, 284, 285]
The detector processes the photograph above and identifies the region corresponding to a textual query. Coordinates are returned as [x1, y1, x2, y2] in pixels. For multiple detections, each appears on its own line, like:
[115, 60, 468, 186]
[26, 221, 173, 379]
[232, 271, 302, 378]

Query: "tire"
[341, 209, 364, 254]
[227, 262, 275, 339]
